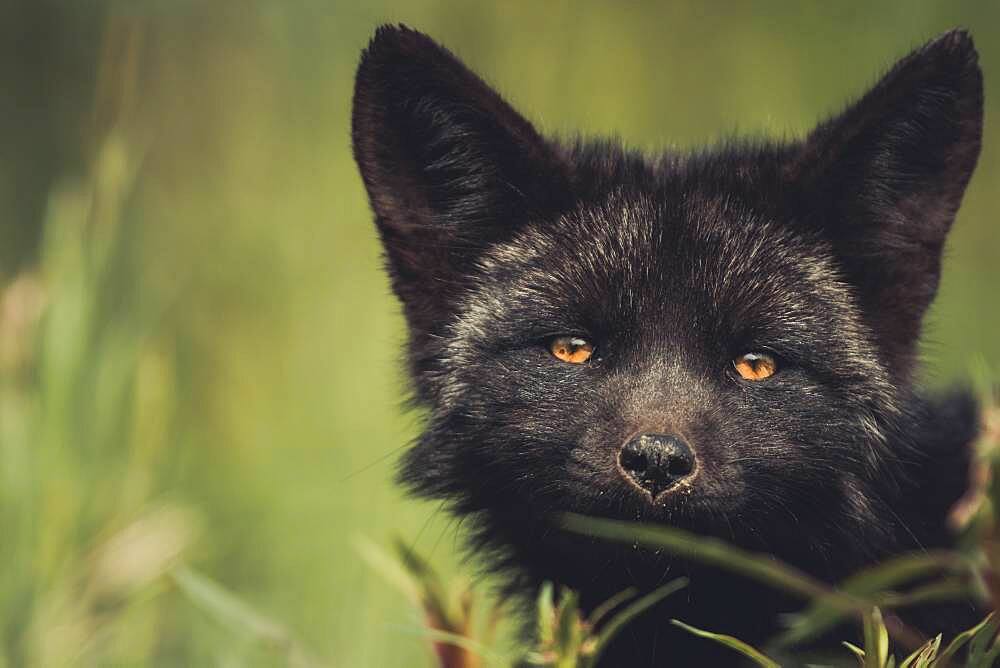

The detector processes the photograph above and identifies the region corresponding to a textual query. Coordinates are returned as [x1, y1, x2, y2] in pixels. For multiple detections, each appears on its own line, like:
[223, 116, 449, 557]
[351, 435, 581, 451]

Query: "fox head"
[351, 26, 982, 591]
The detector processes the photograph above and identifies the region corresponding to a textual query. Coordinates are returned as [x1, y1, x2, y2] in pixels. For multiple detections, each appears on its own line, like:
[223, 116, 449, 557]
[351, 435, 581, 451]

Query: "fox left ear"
[352, 25, 572, 339]
[787, 30, 983, 375]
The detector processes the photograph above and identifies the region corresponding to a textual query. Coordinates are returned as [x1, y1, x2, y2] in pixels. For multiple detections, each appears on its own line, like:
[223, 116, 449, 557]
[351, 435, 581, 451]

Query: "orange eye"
[550, 336, 594, 364]
[733, 352, 777, 381]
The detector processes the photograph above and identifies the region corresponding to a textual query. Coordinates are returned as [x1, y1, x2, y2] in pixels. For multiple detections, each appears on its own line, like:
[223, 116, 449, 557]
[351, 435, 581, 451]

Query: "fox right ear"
[787, 30, 983, 376]
[352, 25, 571, 334]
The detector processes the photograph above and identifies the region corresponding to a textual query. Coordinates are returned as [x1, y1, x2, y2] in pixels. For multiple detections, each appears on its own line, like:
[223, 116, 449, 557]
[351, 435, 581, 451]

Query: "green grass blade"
[555, 588, 583, 658]
[778, 553, 969, 649]
[589, 579, 688, 666]
[875, 579, 972, 609]
[587, 587, 638, 629]
[172, 567, 286, 642]
[537, 581, 556, 647]
[964, 612, 1000, 666]
[670, 619, 780, 668]
[978, 640, 1000, 668]
[392, 537, 456, 629]
[936, 612, 995, 664]
[898, 634, 940, 668]
[171, 566, 325, 666]
[843, 641, 867, 666]
[354, 536, 422, 605]
[561, 513, 854, 607]
[845, 552, 969, 595]
[861, 608, 888, 668]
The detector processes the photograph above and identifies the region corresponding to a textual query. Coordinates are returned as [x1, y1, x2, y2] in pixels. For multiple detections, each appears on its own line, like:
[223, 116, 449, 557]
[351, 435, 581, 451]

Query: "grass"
[1, 3, 999, 666]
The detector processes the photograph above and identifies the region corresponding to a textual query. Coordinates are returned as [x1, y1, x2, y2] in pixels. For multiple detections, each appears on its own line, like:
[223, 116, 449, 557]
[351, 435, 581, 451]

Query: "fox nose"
[618, 433, 696, 498]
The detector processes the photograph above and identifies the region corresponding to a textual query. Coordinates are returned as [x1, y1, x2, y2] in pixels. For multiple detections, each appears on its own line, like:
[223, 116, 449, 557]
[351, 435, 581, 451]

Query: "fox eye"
[733, 352, 777, 381]
[549, 336, 594, 364]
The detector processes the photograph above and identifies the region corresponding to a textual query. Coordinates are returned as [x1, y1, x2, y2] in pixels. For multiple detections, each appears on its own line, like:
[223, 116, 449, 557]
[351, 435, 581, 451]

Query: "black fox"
[352, 25, 984, 664]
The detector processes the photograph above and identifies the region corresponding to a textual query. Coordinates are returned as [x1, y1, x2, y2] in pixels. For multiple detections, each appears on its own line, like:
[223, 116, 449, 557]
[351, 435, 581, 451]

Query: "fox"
[352, 25, 985, 664]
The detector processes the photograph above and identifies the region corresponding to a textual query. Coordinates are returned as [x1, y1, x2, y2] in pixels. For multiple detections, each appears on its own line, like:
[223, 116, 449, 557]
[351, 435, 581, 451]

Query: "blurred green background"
[1, 2, 997, 665]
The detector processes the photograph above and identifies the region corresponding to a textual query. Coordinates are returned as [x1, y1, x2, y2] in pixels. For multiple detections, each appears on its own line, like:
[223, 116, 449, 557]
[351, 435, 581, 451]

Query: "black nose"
[618, 433, 696, 498]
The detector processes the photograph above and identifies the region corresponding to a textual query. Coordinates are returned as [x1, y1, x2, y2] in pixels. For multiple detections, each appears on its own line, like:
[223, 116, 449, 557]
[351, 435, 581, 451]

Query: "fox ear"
[788, 30, 983, 375]
[352, 25, 571, 333]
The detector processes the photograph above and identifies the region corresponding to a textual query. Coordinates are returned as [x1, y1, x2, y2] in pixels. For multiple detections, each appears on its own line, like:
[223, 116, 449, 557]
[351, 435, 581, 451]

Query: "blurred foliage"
[360, 536, 689, 668]
[1, 2, 998, 665]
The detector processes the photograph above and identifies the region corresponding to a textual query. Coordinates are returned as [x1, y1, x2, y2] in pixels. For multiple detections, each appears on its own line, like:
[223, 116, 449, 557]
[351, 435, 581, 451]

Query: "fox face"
[352, 24, 983, 658]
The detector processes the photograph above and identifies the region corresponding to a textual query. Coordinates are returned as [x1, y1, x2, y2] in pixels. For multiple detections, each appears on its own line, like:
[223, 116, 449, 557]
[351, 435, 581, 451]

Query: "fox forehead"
[474, 190, 842, 319]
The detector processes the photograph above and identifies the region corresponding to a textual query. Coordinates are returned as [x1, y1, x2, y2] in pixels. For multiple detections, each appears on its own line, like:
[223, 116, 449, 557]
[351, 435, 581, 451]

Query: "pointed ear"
[352, 25, 572, 334]
[787, 30, 983, 375]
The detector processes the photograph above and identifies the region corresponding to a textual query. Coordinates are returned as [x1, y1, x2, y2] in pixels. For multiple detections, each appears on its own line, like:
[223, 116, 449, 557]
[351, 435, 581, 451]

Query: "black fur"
[352, 25, 984, 665]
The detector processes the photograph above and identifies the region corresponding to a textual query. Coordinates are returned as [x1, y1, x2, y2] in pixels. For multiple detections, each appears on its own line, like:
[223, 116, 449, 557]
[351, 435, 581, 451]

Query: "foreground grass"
[367, 391, 1000, 667]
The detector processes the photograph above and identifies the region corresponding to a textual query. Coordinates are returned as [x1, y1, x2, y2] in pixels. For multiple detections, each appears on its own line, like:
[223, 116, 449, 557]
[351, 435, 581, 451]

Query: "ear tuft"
[926, 28, 977, 67]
